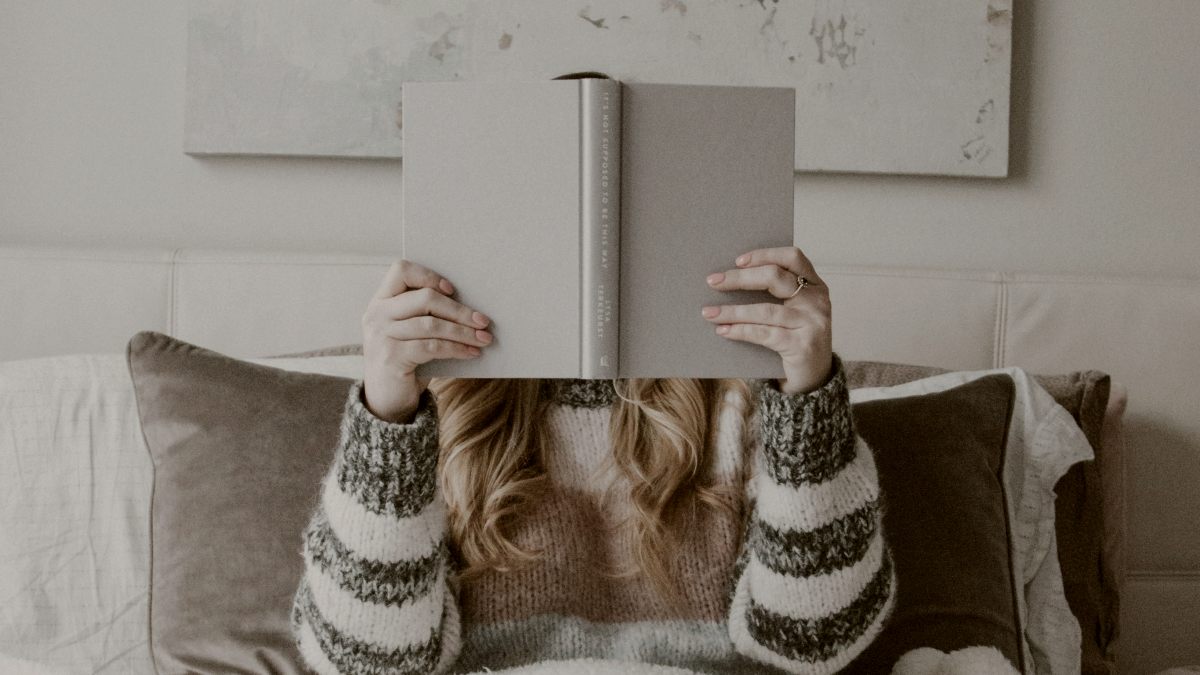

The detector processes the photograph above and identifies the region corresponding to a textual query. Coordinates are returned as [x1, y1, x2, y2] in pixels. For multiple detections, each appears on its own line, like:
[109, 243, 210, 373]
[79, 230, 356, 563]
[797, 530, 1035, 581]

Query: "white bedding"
[0, 354, 153, 674]
[0, 352, 361, 674]
[0, 353, 1089, 674]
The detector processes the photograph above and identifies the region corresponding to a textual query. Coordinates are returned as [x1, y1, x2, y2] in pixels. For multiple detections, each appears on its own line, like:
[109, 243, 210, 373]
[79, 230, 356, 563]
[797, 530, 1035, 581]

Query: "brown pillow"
[845, 360, 1118, 675]
[841, 373, 1022, 673]
[127, 330, 352, 674]
[126, 334, 1024, 673]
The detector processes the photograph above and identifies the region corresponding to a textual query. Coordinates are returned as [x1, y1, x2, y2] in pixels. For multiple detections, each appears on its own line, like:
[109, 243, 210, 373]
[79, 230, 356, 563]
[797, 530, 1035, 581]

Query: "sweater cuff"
[755, 353, 858, 487]
[333, 380, 441, 518]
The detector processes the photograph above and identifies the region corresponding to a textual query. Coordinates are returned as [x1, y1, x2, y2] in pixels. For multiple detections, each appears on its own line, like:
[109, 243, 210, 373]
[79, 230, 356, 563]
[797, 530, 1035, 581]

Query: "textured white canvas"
[185, 0, 1011, 176]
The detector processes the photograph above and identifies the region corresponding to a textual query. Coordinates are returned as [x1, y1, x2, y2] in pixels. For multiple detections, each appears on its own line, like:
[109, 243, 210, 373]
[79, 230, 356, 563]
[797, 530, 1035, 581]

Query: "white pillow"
[0, 352, 363, 674]
[851, 367, 1095, 675]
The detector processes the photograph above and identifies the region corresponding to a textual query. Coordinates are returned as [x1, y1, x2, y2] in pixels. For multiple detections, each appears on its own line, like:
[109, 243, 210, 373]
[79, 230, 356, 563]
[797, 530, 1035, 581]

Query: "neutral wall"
[1, 0, 1198, 278]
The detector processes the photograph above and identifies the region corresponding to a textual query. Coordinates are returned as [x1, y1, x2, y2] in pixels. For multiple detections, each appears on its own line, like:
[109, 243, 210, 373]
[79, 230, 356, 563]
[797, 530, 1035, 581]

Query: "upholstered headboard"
[2, 244, 1198, 674]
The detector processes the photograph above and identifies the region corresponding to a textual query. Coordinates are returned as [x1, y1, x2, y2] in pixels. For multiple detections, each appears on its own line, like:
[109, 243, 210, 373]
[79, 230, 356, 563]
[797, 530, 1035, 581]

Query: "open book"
[402, 78, 794, 378]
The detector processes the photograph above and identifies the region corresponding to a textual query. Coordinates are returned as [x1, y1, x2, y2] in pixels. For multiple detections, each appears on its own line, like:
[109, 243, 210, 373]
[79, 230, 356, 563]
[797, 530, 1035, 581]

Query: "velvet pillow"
[129, 333, 1024, 673]
[845, 360, 1119, 675]
[841, 373, 1022, 673]
[127, 331, 354, 674]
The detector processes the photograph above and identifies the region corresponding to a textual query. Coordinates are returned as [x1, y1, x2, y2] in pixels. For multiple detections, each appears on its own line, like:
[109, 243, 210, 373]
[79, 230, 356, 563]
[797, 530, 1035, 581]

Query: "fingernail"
[701, 306, 718, 318]
[472, 311, 489, 327]
[440, 279, 455, 294]
[467, 346, 481, 356]
[716, 325, 730, 334]
[475, 329, 492, 343]
[707, 273, 724, 285]
[736, 254, 748, 266]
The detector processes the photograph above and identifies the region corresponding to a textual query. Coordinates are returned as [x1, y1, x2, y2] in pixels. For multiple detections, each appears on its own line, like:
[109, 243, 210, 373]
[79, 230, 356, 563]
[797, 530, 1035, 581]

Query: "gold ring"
[788, 275, 810, 298]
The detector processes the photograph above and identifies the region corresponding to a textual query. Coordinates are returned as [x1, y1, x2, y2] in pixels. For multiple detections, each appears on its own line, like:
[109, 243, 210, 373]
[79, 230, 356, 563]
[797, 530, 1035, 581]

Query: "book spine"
[580, 79, 621, 379]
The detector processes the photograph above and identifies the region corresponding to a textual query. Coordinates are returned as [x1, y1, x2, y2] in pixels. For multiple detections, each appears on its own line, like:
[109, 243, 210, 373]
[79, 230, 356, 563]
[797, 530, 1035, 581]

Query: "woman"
[289, 245, 896, 674]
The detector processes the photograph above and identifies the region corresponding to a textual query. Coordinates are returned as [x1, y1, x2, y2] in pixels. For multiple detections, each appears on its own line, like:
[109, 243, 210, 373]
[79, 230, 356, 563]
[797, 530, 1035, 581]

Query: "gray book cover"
[402, 78, 794, 378]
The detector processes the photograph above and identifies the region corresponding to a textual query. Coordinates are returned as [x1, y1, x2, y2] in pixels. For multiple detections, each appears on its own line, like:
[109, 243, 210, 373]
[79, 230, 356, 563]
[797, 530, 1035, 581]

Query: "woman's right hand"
[361, 259, 493, 423]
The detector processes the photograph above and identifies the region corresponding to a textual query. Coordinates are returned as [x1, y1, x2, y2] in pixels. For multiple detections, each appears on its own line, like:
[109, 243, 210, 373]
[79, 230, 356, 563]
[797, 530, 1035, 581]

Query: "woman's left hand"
[701, 246, 833, 396]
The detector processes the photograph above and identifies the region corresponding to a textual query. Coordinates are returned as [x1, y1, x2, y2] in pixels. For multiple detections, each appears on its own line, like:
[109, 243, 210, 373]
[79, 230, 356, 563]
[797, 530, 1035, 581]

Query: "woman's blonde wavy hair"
[425, 377, 755, 607]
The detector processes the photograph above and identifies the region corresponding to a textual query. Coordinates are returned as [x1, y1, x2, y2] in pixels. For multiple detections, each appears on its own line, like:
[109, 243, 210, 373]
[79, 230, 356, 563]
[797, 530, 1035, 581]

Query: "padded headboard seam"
[993, 277, 1009, 369]
[168, 247, 183, 335]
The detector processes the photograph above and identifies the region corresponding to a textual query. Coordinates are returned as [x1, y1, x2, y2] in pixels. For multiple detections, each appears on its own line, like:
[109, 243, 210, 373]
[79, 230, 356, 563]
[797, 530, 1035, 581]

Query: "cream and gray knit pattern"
[291, 355, 896, 674]
[544, 378, 618, 408]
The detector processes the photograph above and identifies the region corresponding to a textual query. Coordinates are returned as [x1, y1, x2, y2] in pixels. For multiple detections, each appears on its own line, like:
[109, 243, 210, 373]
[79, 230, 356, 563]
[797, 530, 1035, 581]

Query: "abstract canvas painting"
[185, 0, 1011, 176]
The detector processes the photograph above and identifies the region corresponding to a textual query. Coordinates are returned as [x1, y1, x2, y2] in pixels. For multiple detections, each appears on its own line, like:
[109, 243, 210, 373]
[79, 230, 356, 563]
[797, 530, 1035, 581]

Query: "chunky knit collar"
[545, 378, 618, 408]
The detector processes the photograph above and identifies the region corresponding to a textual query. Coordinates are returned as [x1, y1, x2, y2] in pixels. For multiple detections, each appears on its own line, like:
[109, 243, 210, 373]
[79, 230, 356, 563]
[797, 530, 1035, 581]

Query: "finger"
[707, 264, 805, 299]
[713, 322, 789, 352]
[733, 246, 825, 286]
[374, 259, 456, 300]
[374, 287, 490, 328]
[384, 314, 493, 348]
[402, 338, 483, 364]
[699, 302, 805, 328]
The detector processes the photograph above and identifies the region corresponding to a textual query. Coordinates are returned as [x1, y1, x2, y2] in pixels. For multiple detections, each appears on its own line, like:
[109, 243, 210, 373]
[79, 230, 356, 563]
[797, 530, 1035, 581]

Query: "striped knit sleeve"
[727, 354, 897, 674]
[290, 380, 461, 675]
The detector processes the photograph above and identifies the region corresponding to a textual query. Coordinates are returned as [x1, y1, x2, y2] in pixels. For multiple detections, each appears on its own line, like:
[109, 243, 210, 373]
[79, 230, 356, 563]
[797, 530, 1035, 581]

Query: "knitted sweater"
[290, 355, 896, 675]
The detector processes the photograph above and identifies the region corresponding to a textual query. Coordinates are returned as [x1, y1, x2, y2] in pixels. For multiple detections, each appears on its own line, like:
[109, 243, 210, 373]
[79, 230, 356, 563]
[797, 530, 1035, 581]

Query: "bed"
[1, 244, 1198, 675]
